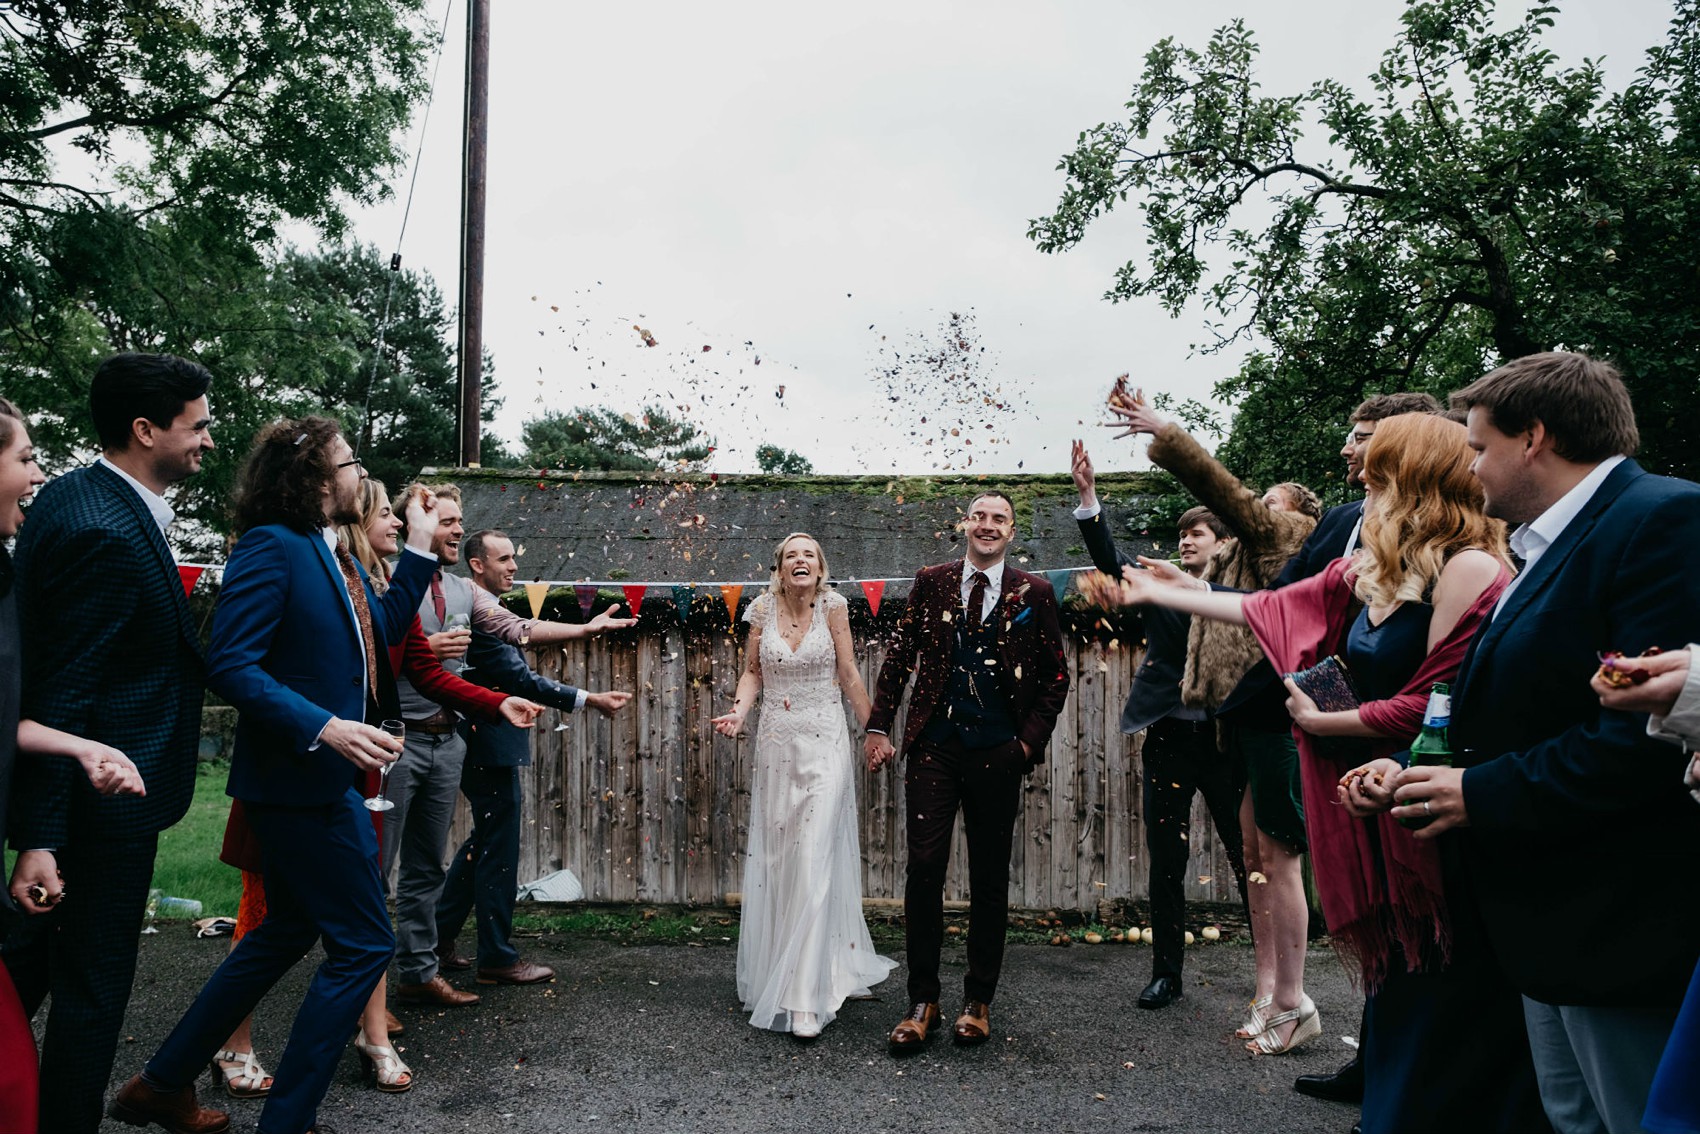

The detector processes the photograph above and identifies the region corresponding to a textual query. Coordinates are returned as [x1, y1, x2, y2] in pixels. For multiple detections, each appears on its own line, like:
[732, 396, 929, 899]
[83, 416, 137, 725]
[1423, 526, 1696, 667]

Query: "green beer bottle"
[1399, 683, 1451, 829]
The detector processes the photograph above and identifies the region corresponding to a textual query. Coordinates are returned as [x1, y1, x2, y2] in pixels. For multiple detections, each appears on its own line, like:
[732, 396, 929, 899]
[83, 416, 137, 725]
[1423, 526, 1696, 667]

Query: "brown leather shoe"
[384, 1008, 404, 1036]
[436, 944, 473, 972]
[108, 1073, 230, 1133]
[953, 1000, 991, 1045]
[888, 1002, 940, 1052]
[396, 974, 480, 1007]
[476, 960, 555, 985]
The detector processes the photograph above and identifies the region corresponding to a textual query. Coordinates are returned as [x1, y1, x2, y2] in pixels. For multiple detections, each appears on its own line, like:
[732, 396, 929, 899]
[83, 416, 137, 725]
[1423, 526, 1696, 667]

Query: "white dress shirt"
[97, 456, 175, 539]
[961, 558, 1005, 623]
[1493, 455, 1625, 617]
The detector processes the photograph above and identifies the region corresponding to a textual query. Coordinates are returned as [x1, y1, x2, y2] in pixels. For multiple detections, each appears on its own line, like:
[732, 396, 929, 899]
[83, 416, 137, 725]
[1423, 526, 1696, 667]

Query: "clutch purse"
[1285, 655, 1361, 712]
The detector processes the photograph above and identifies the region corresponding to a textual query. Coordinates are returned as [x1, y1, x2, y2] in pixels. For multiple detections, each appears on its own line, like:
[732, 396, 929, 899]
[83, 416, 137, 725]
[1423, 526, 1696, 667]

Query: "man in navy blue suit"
[110, 416, 443, 1134]
[4, 352, 214, 1134]
[433, 529, 632, 983]
[1394, 353, 1700, 1133]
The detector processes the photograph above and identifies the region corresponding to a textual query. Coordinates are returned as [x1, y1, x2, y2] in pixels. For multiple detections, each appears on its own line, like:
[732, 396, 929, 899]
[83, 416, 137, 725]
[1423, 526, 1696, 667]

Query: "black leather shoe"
[1137, 975, 1183, 1009]
[1294, 1053, 1364, 1103]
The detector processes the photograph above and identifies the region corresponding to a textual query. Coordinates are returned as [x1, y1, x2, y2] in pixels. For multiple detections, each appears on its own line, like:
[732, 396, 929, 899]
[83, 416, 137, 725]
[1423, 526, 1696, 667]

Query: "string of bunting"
[174, 563, 1097, 626]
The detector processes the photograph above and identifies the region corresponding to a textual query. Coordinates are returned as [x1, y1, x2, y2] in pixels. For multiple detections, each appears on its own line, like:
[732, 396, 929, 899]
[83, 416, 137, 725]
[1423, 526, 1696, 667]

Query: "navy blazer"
[209, 526, 434, 807]
[9, 464, 204, 848]
[460, 628, 582, 768]
[1453, 459, 1700, 1007]
[1077, 508, 1194, 735]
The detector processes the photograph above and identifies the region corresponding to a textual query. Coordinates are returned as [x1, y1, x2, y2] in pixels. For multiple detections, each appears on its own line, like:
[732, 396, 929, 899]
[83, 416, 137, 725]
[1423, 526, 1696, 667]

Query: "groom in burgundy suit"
[866, 491, 1070, 1052]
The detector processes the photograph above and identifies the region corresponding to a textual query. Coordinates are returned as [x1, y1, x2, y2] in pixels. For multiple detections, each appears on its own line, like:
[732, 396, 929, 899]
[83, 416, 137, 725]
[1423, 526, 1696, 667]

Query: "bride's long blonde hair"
[1353, 414, 1510, 608]
[766, 532, 832, 597]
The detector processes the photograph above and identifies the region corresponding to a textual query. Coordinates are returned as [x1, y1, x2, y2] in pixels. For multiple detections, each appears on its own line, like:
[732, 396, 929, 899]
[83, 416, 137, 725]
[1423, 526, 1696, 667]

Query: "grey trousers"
[381, 728, 467, 985]
[1523, 995, 1679, 1134]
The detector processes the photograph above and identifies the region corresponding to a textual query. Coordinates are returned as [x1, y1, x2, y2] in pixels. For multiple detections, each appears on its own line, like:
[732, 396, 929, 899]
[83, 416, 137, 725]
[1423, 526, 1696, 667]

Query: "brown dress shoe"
[476, 960, 555, 985]
[108, 1073, 231, 1133]
[888, 1002, 940, 1052]
[384, 1008, 405, 1036]
[953, 1000, 991, 1045]
[396, 974, 480, 1007]
[435, 944, 473, 972]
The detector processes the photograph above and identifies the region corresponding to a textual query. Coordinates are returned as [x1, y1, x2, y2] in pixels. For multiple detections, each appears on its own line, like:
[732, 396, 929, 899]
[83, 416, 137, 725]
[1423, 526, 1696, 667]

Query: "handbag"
[1284, 655, 1362, 713]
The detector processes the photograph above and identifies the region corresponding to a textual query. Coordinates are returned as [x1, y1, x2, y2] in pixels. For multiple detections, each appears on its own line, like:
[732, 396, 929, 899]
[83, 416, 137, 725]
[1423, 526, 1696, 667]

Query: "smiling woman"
[712, 531, 893, 1039]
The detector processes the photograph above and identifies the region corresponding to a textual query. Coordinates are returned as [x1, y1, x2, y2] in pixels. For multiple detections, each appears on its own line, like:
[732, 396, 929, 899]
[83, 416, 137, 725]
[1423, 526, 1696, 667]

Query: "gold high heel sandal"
[1235, 994, 1274, 1039]
[1245, 995, 1320, 1056]
[352, 1034, 414, 1092]
[209, 1048, 272, 1098]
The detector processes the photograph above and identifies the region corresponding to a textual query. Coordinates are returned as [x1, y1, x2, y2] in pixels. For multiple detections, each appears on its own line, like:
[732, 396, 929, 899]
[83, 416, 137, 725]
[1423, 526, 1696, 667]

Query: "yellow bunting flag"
[524, 581, 549, 619]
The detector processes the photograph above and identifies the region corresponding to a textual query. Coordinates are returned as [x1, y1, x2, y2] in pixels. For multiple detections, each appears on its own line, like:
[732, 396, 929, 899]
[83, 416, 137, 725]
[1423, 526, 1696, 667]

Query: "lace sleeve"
[822, 588, 848, 614]
[743, 591, 771, 628]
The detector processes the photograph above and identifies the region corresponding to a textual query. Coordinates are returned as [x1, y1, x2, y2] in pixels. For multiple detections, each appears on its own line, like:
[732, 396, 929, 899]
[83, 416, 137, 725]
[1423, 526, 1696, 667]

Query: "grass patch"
[150, 761, 241, 917]
[514, 907, 738, 946]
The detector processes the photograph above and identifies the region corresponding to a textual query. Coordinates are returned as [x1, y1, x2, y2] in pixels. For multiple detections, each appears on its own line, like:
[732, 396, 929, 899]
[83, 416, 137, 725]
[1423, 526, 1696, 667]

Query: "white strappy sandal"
[1245, 995, 1320, 1055]
[209, 1048, 272, 1098]
[1235, 994, 1274, 1039]
[352, 1035, 414, 1092]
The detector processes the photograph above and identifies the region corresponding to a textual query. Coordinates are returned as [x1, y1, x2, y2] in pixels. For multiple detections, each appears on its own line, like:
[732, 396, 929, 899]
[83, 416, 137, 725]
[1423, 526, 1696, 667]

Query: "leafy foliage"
[754, 443, 813, 474]
[1031, 0, 1700, 494]
[520, 405, 716, 472]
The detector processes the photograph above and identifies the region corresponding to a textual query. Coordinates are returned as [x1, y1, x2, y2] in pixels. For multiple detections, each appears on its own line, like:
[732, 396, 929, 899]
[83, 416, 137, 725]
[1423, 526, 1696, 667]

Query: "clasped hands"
[1336, 759, 1468, 836]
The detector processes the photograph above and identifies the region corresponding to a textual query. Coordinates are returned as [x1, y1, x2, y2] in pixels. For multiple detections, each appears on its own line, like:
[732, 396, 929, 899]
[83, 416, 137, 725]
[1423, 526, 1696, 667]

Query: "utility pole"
[456, 0, 489, 467]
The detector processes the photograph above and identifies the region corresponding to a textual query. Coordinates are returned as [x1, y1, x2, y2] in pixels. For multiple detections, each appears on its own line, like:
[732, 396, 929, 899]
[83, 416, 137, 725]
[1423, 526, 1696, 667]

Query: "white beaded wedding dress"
[736, 590, 896, 1034]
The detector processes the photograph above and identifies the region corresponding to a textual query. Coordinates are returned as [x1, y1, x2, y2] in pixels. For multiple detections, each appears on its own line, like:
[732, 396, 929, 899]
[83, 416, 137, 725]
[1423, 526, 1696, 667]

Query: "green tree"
[755, 443, 813, 474]
[279, 244, 509, 492]
[1030, 0, 1700, 494]
[520, 406, 715, 472]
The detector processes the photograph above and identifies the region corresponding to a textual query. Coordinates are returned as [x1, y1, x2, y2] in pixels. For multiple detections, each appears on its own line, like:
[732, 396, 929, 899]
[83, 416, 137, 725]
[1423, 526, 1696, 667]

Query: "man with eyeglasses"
[866, 491, 1070, 1053]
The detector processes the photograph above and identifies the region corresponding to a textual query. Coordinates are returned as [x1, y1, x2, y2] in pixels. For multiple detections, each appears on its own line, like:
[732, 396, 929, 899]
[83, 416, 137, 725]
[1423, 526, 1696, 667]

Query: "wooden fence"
[449, 630, 1244, 913]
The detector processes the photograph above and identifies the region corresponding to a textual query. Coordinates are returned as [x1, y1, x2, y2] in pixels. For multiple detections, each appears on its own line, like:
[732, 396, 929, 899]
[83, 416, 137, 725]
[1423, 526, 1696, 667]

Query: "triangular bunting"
[524, 581, 549, 619]
[859, 579, 886, 617]
[622, 583, 646, 617]
[719, 584, 743, 627]
[178, 565, 204, 596]
[1044, 569, 1073, 598]
[575, 584, 599, 620]
[672, 584, 696, 625]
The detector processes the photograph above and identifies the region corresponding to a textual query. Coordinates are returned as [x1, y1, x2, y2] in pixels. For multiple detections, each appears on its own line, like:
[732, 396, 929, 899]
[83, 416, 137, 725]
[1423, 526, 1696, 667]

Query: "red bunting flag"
[575, 584, 599, 619]
[622, 584, 646, 617]
[719, 584, 743, 627]
[178, 565, 204, 597]
[860, 579, 885, 617]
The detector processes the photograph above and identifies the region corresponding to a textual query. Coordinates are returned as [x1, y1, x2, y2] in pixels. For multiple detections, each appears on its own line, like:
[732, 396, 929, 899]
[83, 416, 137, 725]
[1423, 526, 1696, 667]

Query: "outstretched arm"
[828, 600, 872, 729]
[712, 623, 764, 737]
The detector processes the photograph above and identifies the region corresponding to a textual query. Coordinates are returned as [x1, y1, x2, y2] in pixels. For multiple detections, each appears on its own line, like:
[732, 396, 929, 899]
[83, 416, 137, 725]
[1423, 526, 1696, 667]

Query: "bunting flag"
[1044, 569, 1073, 598]
[719, 584, 743, 627]
[622, 583, 647, 617]
[672, 584, 696, 624]
[859, 579, 886, 617]
[575, 584, 599, 619]
[178, 565, 204, 597]
[524, 581, 550, 619]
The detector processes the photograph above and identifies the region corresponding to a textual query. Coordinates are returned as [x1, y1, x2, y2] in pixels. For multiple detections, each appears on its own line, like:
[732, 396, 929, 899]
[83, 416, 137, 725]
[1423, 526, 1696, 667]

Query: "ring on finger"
[1423, 800, 1432, 814]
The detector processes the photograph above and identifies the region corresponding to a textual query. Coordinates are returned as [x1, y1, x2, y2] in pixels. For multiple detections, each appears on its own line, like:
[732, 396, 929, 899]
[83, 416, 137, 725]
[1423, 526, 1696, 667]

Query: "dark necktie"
[966, 570, 989, 627]
[431, 569, 447, 624]
[334, 543, 380, 703]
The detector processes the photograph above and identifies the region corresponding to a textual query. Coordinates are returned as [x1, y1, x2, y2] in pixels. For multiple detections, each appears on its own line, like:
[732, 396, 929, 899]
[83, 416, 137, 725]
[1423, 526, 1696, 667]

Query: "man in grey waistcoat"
[388, 484, 635, 1008]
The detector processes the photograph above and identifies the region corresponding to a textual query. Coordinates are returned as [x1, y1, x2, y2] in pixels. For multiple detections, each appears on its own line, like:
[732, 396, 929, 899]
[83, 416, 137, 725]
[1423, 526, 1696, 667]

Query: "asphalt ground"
[99, 927, 1365, 1134]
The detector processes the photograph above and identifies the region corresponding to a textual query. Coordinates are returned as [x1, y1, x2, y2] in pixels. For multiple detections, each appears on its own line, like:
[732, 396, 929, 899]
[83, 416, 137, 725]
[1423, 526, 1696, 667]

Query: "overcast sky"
[345, 0, 1678, 479]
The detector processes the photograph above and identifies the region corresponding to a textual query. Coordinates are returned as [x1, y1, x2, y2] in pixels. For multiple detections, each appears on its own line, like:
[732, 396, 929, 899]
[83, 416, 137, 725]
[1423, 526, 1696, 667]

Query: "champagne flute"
[365, 720, 404, 812]
[445, 611, 473, 670]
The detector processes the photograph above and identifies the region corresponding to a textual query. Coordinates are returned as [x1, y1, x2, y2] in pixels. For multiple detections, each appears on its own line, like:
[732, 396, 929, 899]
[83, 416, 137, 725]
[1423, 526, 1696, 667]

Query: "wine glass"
[364, 720, 404, 812]
[444, 611, 473, 671]
[143, 888, 161, 934]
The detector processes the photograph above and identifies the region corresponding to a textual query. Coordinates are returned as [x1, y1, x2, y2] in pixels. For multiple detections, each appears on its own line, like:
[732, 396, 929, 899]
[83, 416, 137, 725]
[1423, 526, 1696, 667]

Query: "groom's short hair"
[966, 490, 1014, 517]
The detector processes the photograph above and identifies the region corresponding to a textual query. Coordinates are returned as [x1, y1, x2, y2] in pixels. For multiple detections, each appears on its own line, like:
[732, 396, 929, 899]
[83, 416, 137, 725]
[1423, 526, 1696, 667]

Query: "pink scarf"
[1242, 558, 1507, 991]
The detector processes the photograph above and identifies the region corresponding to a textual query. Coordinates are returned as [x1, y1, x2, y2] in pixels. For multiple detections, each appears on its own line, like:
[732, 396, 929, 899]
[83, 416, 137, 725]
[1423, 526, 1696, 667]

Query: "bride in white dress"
[712, 532, 897, 1038]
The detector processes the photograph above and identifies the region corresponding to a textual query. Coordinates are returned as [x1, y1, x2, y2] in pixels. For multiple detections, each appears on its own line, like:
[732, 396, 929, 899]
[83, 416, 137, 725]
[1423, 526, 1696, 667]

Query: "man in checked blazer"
[866, 490, 1070, 1052]
[3, 353, 214, 1134]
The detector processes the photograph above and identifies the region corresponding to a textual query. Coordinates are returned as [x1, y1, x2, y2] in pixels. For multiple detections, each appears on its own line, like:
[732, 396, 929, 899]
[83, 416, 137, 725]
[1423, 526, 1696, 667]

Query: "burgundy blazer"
[868, 560, 1070, 762]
